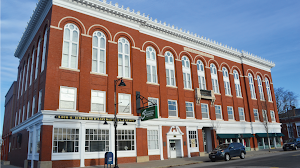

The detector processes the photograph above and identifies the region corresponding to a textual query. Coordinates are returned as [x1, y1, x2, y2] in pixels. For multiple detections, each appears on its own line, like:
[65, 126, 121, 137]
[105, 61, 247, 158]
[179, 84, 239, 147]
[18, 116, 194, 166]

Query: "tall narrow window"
[18, 70, 22, 98]
[38, 90, 43, 112]
[146, 46, 157, 83]
[25, 57, 30, 90]
[148, 97, 159, 116]
[61, 23, 79, 69]
[27, 101, 30, 119]
[182, 56, 192, 89]
[165, 51, 176, 86]
[265, 78, 272, 101]
[32, 96, 36, 116]
[35, 39, 41, 79]
[197, 60, 206, 90]
[262, 110, 268, 122]
[21, 65, 26, 95]
[168, 100, 177, 117]
[270, 110, 275, 122]
[18, 109, 21, 125]
[30, 49, 35, 85]
[257, 76, 264, 100]
[22, 105, 25, 122]
[238, 107, 245, 121]
[118, 38, 130, 78]
[222, 67, 231, 95]
[185, 102, 194, 118]
[188, 131, 198, 149]
[59, 86, 77, 111]
[92, 31, 106, 74]
[227, 106, 234, 120]
[201, 103, 209, 119]
[147, 130, 159, 150]
[233, 70, 242, 97]
[118, 93, 131, 114]
[41, 28, 48, 72]
[248, 73, 256, 99]
[253, 109, 259, 121]
[215, 105, 222, 119]
[210, 63, 219, 93]
[91, 90, 105, 112]
[15, 112, 18, 126]
[36, 127, 40, 153]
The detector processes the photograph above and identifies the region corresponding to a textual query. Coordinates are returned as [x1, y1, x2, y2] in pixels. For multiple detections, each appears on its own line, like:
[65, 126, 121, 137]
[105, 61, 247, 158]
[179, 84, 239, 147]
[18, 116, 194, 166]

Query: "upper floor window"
[227, 106, 234, 120]
[168, 100, 177, 117]
[41, 28, 48, 72]
[262, 110, 268, 122]
[253, 109, 259, 121]
[248, 73, 256, 99]
[38, 89, 43, 112]
[165, 51, 176, 86]
[257, 76, 264, 100]
[197, 60, 206, 90]
[238, 107, 245, 121]
[148, 97, 159, 116]
[25, 57, 30, 90]
[35, 38, 41, 79]
[21, 65, 26, 95]
[201, 103, 209, 119]
[270, 110, 275, 122]
[185, 102, 194, 118]
[91, 90, 105, 113]
[118, 38, 130, 78]
[32, 96, 36, 116]
[118, 93, 131, 114]
[222, 67, 231, 95]
[265, 78, 272, 101]
[27, 101, 30, 119]
[210, 63, 219, 93]
[146, 46, 157, 83]
[233, 70, 242, 97]
[215, 105, 222, 119]
[30, 49, 35, 85]
[59, 86, 77, 111]
[61, 23, 79, 69]
[92, 31, 106, 74]
[182, 56, 192, 89]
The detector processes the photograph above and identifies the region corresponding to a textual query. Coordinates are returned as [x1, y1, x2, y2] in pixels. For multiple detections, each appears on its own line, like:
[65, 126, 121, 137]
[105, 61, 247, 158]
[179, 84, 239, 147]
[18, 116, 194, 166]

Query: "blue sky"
[1, 0, 300, 134]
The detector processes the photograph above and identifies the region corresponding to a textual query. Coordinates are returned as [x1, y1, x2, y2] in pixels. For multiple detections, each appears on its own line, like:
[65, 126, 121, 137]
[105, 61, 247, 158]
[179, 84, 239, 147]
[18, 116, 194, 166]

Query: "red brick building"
[2, 0, 282, 167]
[280, 108, 300, 142]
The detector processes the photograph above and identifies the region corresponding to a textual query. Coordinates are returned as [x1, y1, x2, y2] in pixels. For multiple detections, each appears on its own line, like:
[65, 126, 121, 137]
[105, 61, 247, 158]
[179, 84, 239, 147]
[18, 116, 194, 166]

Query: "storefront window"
[53, 128, 79, 153]
[147, 130, 159, 150]
[85, 129, 109, 152]
[264, 137, 269, 148]
[276, 137, 281, 147]
[117, 130, 135, 151]
[188, 131, 198, 148]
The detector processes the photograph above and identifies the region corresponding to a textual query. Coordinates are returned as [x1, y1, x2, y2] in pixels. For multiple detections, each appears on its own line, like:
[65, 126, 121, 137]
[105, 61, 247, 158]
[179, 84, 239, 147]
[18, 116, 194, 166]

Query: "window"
[287, 124, 293, 138]
[85, 129, 109, 152]
[233, 70, 242, 97]
[182, 56, 192, 89]
[147, 130, 159, 150]
[168, 100, 177, 117]
[270, 110, 275, 122]
[18, 71, 22, 98]
[197, 60, 206, 90]
[297, 125, 300, 137]
[91, 90, 105, 112]
[146, 46, 157, 83]
[25, 57, 30, 90]
[22, 105, 25, 122]
[222, 67, 231, 95]
[201, 103, 209, 119]
[215, 105, 222, 119]
[117, 130, 135, 151]
[188, 131, 198, 148]
[248, 73, 256, 99]
[21, 65, 26, 95]
[18, 109, 21, 125]
[257, 76, 264, 100]
[59, 86, 77, 111]
[35, 38, 41, 79]
[210, 64, 219, 93]
[165, 51, 176, 86]
[148, 97, 159, 116]
[30, 49, 35, 85]
[36, 127, 40, 153]
[265, 78, 272, 101]
[253, 109, 259, 121]
[29, 132, 33, 154]
[262, 110, 268, 122]
[61, 23, 79, 69]
[53, 128, 79, 153]
[92, 31, 106, 74]
[118, 93, 131, 113]
[227, 106, 234, 120]
[185, 102, 194, 118]
[118, 38, 130, 78]
[32, 96, 36, 116]
[41, 28, 48, 72]
[27, 101, 30, 119]
[38, 90, 43, 112]
[238, 107, 245, 121]
[15, 112, 18, 126]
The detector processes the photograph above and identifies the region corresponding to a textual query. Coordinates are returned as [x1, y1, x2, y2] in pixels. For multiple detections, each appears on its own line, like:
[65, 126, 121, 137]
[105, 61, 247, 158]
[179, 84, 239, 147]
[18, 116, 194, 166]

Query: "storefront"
[217, 134, 254, 151]
[255, 133, 284, 149]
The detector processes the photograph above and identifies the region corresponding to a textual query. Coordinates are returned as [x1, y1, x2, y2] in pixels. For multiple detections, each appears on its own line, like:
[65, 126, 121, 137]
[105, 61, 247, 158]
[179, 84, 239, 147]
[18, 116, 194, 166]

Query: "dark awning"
[241, 134, 254, 138]
[256, 133, 284, 138]
[272, 133, 285, 137]
[217, 134, 237, 139]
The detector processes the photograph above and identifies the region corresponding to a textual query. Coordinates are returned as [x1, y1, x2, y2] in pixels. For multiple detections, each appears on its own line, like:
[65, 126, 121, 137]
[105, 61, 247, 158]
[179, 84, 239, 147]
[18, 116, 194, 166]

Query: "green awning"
[255, 133, 268, 137]
[217, 134, 237, 139]
[241, 134, 254, 138]
[272, 133, 285, 137]
[256, 133, 284, 138]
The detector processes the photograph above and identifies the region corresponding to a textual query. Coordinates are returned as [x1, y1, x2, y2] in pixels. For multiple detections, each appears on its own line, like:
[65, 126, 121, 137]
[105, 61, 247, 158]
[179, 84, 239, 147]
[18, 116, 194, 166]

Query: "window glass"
[168, 100, 177, 117]
[210, 64, 219, 93]
[201, 103, 209, 119]
[35, 39, 41, 79]
[92, 31, 106, 74]
[117, 130, 135, 151]
[248, 73, 256, 99]
[118, 38, 130, 78]
[239, 108, 245, 121]
[257, 76, 264, 100]
[215, 105, 222, 119]
[227, 106, 234, 120]
[186, 102, 194, 118]
[118, 94, 131, 113]
[182, 56, 192, 89]
[146, 47, 157, 83]
[188, 131, 198, 148]
[265, 78, 272, 101]
[147, 130, 159, 150]
[91, 90, 105, 112]
[270, 110, 275, 122]
[253, 109, 259, 121]
[197, 60, 206, 90]
[222, 67, 231, 95]
[53, 128, 79, 153]
[165, 51, 176, 86]
[85, 129, 109, 152]
[59, 86, 76, 110]
[61, 23, 79, 69]
[262, 110, 268, 122]
[41, 28, 48, 72]
[38, 90, 43, 112]
[233, 70, 242, 97]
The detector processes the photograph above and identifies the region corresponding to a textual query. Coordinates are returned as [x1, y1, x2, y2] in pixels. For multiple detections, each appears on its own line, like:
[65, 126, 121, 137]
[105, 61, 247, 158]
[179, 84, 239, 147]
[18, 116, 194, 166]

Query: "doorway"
[202, 128, 213, 153]
[169, 139, 182, 158]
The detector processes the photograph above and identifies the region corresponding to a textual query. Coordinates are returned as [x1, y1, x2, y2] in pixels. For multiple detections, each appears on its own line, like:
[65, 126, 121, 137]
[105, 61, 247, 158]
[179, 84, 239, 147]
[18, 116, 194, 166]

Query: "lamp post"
[114, 78, 126, 168]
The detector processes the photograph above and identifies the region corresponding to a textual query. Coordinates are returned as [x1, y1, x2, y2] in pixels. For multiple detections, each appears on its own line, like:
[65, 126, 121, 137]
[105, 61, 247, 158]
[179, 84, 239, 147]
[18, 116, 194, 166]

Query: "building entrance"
[169, 139, 181, 158]
[202, 128, 213, 153]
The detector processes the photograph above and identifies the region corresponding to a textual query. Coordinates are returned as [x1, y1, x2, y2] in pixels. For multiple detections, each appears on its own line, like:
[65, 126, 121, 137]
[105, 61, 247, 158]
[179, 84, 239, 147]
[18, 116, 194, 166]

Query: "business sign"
[54, 115, 136, 122]
[141, 106, 158, 121]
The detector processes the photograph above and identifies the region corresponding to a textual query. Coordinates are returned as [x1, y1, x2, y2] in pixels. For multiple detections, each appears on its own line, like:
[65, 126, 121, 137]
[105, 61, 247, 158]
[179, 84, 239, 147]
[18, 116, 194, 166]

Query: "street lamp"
[114, 78, 126, 168]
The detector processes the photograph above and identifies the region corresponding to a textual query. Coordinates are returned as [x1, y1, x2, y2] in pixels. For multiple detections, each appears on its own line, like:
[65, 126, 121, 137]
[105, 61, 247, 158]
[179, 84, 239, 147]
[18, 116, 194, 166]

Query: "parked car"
[209, 142, 246, 162]
[283, 138, 300, 151]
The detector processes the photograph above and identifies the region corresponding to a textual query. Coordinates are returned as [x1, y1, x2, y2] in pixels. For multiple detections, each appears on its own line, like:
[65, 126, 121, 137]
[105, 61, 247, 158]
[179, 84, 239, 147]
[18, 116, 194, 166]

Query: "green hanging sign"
[141, 106, 158, 121]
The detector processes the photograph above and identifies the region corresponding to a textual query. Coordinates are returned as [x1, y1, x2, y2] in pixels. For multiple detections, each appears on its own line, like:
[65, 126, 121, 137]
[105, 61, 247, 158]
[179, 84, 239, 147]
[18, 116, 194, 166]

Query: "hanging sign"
[141, 106, 158, 121]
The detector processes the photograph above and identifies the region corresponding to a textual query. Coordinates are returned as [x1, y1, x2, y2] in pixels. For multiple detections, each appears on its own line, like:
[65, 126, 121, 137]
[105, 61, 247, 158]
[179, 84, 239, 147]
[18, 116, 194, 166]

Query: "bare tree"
[262, 108, 271, 152]
[274, 87, 298, 114]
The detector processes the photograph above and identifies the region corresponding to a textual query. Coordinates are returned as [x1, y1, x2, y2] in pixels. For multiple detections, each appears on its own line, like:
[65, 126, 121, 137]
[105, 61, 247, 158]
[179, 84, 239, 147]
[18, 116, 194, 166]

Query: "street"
[172, 150, 300, 168]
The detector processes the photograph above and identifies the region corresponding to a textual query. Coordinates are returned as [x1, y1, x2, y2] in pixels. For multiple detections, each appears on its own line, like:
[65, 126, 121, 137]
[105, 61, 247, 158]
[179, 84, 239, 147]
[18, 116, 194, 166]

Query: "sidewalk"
[81, 148, 283, 168]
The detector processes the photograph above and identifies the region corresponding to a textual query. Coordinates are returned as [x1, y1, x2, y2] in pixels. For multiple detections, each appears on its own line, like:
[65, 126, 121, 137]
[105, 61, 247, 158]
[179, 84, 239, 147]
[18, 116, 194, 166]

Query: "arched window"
[118, 37, 130, 78]
[165, 51, 176, 86]
[61, 23, 79, 69]
[222, 67, 231, 95]
[197, 60, 206, 90]
[25, 56, 30, 90]
[146, 46, 157, 83]
[233, 70, 242, 97]
[257, 76, 264, 100]
[265, 77, 272, 101]
[182, 56, 192, 89]
[30, 49, 35, 85]
[248, 73, 256, 99]
[35, 38, 41, 79]
[210, 63, 219, 93]
[92, 31, 106, 74]
[21, 65, 26, 95]
[41, 28, 48, 72]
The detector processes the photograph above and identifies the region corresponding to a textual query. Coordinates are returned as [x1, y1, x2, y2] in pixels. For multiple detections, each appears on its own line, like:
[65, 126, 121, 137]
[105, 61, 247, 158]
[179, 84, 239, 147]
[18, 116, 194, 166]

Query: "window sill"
[117, 113, 133, 116]
[59, 66, 80, 72]
[225, 95, 232, 97]
[214, 93, 221, 95]
[56, 109, 78, 112]
[89, 111, 108, 114]
[251, 98, 257, 100]
[184, 88, 193, 91]
[168, 116, 180, 119]
[166, 85, 177, 88]
[90, 72, 108, 76]
[117, 76, 133, 80]
[201, 118, 211, 120]
[186, 117, 196, 120]
[216, 119, 224, 121]
[146, 82, 160, 86]
[268, 101, 273, 103]
[236, 96, 243, 99]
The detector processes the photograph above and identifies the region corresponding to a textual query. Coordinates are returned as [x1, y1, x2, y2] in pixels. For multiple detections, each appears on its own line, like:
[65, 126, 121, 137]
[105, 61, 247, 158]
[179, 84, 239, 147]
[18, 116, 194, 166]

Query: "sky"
[1, 0, 300, 135]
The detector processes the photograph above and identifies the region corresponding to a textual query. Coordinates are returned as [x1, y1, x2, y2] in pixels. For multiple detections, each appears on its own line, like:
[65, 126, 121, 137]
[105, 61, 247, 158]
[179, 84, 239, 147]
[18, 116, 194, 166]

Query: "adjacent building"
[280, 108, 300, 142]
[2, 0, 282, 167]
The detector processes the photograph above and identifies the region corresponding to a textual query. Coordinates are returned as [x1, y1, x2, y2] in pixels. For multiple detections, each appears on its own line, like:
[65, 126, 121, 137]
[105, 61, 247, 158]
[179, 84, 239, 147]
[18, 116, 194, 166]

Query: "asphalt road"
[172, 150, 300, 168]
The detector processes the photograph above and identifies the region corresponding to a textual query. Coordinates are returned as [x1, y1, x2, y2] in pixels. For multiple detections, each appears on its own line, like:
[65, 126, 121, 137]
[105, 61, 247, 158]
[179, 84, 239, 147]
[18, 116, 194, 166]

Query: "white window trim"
[38, 90, 43, 112]
[41, 28, 48, 72]
[92, 31, 106, 74]
[22, 106, 25, 122]
[257, 76, 264, 100]
[233, 70, 242, 97]
[147, 129, 159, 154]
[90, 90, 106, 113]
[148, 97, 159, 117]
[253, 109, 259, 121]
[215, 105, 223, 120]
[262, 110, 268, 122]
[227, 106, 234, 120]
[32, 96, 36, 116]
[188, 130, 199, 152]
[146, 46, 158, 84]
[27, 101, 30, 119]
[21, 66, 26, 95]
[270, 110, 276, 122]
[168, 99, 178, 117]
[265, 78, 272, 102]
[248, 73, 256, 99]
[197, 60, 206, 90]
[59, 86, 77, 111]
[165, 51, 176, 87]
[118, 37, 131, 78]
[118, 93, 131, 114]
[201, 103, 210, 119]
[25, 58, 30, 90]
[185, 101, 195, 118]
[222, 67, 231, 95]
[182, 56, 192, 89]
[35, 39, 41, 80]
[210, 64, 219, 93]
[30, 49, 36, 85]
[238, 107, 245, 121]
